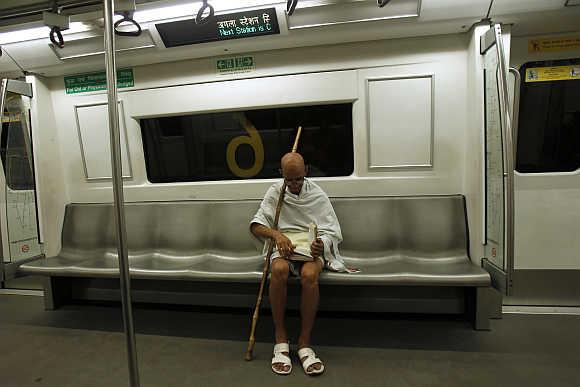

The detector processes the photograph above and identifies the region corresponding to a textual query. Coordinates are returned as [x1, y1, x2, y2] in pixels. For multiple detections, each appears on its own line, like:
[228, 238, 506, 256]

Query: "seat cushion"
[323, 256, 490, 286]
[18, 195, 490, 287]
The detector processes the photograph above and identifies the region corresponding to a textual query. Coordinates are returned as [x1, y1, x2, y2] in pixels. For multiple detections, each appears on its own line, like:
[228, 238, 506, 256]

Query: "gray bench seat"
[21, 254, 489, 286]
[19, 195, 498, 329]
[21, 253, 264, 281]
[19, 195, 490, 287]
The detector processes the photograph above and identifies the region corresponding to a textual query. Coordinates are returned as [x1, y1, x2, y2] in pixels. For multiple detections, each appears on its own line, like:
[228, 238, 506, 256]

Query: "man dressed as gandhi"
[250, 152, 351, 376]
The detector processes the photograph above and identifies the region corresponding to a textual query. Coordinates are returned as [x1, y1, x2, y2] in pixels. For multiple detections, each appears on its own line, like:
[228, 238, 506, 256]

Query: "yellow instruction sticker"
[525, 65, 580, 83]
[528, 36, 580, 53]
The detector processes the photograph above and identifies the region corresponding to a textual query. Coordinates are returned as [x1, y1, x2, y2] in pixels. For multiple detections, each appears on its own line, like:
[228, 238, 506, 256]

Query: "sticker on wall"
[64, 68, 134, 94]
[216, 55, 255, 75]
[525, 65, 580, 83]
[528, 35, 580, 53]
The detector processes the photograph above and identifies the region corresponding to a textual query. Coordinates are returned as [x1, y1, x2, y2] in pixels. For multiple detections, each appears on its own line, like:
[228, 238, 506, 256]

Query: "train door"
[480, 24, 516, 295]
[0, 79, 43, 285]
[511, 56, 580, 306]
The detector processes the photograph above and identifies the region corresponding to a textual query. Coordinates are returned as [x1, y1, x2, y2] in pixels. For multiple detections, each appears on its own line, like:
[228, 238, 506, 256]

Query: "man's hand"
[275, 232, 296, 258]
[310, 238, 324, 259]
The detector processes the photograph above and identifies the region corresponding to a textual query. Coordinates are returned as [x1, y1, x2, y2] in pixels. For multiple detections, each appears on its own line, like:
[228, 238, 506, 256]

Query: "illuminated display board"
[156, 8, 280, 48]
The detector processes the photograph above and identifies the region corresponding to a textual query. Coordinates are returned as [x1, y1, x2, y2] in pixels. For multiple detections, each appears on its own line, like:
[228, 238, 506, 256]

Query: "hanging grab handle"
[49, 26, 65, 48]
[45, 2, 69, 48]
[196, 0, 215, 25]
[114, 11, 142, 37]
[287, 0, 298, 15]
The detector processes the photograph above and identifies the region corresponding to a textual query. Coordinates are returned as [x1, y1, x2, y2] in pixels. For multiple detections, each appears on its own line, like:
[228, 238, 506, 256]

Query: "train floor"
[1, 294, 579, 387]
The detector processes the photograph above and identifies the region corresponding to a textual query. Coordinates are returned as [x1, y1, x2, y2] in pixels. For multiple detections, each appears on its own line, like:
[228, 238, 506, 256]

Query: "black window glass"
[1, 119, 35, 191]
[516, 59, 580, 173]
[140, 103, 354, 183]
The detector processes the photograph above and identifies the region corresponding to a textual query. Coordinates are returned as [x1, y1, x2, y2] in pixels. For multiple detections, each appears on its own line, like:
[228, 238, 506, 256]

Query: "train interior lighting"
[0, 0, 579, 386]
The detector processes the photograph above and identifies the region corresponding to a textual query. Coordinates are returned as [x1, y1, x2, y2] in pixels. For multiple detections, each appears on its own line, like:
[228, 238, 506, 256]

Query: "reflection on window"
[1, 113, 35, 191]
[140, 104, 354, 182]
[516, 59, 580, 173]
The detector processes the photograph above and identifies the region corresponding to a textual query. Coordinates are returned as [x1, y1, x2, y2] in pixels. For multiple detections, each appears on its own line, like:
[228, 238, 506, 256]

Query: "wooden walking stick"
[245, 126, 302, 361]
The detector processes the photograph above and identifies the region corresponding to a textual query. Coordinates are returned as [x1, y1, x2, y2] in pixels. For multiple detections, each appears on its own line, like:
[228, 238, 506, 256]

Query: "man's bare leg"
[298, 260, 324, 372]
[269, 258, 290, 373]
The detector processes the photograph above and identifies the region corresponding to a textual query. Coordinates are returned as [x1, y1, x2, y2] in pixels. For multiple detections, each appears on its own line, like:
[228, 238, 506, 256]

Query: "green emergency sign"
[216, 56, 255, 74]
[64, 68, 134, 94]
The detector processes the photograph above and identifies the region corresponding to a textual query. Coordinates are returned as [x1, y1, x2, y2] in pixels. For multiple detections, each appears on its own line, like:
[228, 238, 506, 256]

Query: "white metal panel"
[490, 0, 566, 15]
[48, 35, 468, 205]
[28, 75, 68, 257]
[420, 0, 490, 20]
[288, 0, 420, 29]
[74, 101, 132, 180]
[124, 70, 358, 119]
[515, 174, 580, 269]
[354, 59, 466, 188]
[367, 75, 433, 169]
[463, 23, 490, 266]
[50, 29, 156, 60]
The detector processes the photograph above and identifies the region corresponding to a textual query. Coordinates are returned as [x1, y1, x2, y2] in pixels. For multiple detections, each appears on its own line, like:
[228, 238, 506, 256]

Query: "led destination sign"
[156, 8, 280, 48]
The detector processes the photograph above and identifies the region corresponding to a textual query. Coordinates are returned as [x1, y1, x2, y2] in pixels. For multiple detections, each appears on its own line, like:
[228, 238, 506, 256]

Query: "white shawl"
[250, 179, 348, 272]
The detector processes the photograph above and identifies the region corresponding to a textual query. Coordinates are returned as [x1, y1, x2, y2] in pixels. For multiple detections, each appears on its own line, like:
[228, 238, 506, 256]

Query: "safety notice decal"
[525, 65, 580, 83]
[528, 35, 580, 53]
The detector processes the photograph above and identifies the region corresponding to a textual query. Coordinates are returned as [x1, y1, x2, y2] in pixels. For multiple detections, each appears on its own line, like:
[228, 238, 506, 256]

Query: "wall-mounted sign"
[528, 35, 580, 53]
[216, 55, 255, 75]
[525, 65, 580, 83]
[156, 8, 279, 48]
[64, 68, 134, 94]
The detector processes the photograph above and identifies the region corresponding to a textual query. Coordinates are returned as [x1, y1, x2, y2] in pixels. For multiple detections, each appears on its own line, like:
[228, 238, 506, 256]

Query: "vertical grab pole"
[103, 1, 140, 386]
[494, 24, 515, 296]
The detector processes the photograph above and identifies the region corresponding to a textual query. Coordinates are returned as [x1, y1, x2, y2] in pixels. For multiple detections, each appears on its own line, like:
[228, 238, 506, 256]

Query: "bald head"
[281, 152, 306, 194]
[281, 152, 305, 172]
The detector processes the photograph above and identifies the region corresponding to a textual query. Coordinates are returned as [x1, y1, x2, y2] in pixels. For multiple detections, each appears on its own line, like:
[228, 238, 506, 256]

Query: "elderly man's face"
[282, 163, 306, 195]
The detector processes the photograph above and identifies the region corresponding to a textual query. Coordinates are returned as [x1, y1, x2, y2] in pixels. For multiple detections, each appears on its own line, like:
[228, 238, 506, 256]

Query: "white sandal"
[271, 343, 292, 375]
[297, 347, 325, 376]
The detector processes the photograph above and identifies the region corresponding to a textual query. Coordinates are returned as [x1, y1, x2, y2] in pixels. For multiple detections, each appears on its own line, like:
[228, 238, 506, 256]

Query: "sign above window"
[216, 55, 255, 75]
[64, 68, 134, 94]
[156, 7, 280, 48]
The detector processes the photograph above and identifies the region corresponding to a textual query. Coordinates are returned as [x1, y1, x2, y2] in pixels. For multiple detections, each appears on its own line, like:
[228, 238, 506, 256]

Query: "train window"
[140, 103, 354, 183]
[516, 59, 580, 173]
[1, 118, 35, 191]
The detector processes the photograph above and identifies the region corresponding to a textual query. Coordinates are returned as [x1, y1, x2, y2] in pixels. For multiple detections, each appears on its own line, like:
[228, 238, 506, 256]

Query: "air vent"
[49, 29, 156, 60]
[564, 0, 580, 6]
[287, 0, 420, 30]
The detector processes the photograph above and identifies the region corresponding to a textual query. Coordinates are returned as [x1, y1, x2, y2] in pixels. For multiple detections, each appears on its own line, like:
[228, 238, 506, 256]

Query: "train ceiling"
[0, 0, 579, 77]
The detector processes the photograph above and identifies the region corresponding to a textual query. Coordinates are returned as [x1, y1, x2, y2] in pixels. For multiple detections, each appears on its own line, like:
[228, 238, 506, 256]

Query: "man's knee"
[300, 264, 320, 287]
[271, 259, 290, 282]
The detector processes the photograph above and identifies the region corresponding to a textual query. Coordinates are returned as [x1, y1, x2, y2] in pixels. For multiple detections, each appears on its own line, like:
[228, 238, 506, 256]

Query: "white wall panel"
[463, 24, 489, 262]
[48, 35, 468, 204]
[515, 180, 580, 269]
[28, 75, 68, 256]
[355, 60, 466, 194]
[124, 70, 357, 119]
[74, 101, 132, 180]
[367, 75, 433, 169]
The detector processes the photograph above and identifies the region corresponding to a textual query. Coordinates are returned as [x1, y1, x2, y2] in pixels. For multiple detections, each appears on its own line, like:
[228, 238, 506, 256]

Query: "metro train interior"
[0, 0, 579, 386]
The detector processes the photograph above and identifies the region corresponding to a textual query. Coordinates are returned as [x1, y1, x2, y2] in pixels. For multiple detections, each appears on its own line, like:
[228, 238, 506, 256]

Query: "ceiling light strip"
[289, 13, 419, 30]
